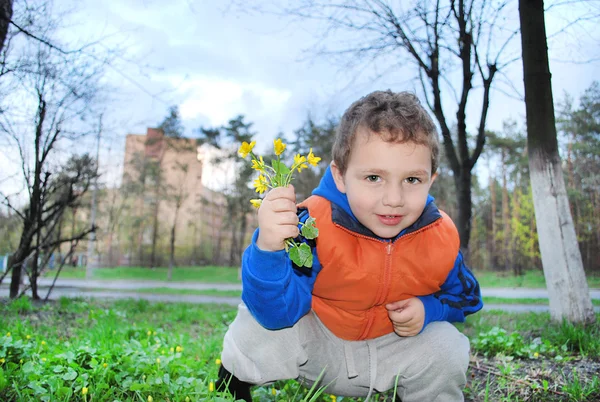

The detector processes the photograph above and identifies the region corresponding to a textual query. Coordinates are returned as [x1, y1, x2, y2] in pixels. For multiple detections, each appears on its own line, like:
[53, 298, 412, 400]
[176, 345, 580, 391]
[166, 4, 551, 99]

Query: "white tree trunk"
[529, 157, 594, 323]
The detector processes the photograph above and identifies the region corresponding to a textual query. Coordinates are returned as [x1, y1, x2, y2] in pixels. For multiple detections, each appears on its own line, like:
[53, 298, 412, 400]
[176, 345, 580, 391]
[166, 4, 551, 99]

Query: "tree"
[0, 0, 112, 298]
[197, 115, 256, 267]
[0, 0, 12, 54]
[557, 83, 600, 272]
[240, 0, 519, 254]
[287, 116, 336, 200]
[167, 161, 189, 280]
[518, 0, 594, 323]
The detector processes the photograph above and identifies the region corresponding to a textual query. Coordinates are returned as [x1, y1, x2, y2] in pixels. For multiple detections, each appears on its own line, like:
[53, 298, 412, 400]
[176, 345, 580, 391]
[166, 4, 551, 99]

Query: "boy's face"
[331, 128, 437, 239]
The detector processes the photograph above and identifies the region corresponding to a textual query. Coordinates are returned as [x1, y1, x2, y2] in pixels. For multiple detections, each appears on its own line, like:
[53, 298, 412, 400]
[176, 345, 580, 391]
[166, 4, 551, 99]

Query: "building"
[118, 128, 245, 267]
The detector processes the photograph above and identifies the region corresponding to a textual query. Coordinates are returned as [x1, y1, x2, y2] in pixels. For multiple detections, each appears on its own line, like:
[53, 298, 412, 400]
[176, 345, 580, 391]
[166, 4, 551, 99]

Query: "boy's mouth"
[377, 214, 403, 226]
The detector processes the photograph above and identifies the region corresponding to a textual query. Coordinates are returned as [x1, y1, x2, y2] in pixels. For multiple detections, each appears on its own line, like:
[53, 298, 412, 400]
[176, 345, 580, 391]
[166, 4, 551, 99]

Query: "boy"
[217, 90, 482, 402]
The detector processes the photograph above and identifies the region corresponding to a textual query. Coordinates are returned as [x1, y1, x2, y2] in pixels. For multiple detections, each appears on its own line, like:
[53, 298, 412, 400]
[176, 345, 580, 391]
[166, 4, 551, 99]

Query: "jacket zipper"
[333, 218, 440, 340]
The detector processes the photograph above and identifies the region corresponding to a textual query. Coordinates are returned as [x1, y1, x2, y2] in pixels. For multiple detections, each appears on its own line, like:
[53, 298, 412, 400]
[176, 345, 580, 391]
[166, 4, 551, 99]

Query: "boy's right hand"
[256, 185, 299, 252]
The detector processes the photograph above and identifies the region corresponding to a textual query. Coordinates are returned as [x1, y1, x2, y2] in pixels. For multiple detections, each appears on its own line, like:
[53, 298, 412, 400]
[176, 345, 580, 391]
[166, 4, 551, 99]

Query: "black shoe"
[215, 364, 253, 402]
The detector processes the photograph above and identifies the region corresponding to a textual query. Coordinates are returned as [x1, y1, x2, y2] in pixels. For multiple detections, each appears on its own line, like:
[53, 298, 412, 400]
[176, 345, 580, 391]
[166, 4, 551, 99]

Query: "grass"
[475, 270, 600, 289]
[86, 287, 243, 298]
[46, 266, 241, 283]
[46, 266, 600, 289]
[1, 297, 599, 401]
[483, 297, 600, 306]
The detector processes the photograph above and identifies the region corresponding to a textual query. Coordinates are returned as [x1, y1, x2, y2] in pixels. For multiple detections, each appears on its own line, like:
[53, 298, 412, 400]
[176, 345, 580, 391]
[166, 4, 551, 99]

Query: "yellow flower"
[271, 388, 277, 396]
[294, 154, 308, 173]
[156, 358, 161, 364]
[5, 332, 10, 337]
[307, 148, 321, 166]
[215, 358, 221, 365]
[42, 357, 47, 362]
[170, 347, 174, 353]
[249, 199, 262, 209]
[82, 387, 88, 395]
[41, 340, 46, 345]
[251, 155, 265, 172]
[147, 396, 153, 402]
[147, 330, 152, 336]
[209, 381, 215, 392]
[238, 141, 256, 158]
[253, 175, 268, 194]
[0, 358, 5, 364]
[103, 363, 108, 368]
[330, 395, 336, 402]
[534, 352, 539, 358]
[26, 335, 31, 339]
[176, 346, 183, 353]
[273, 138, 286, 155]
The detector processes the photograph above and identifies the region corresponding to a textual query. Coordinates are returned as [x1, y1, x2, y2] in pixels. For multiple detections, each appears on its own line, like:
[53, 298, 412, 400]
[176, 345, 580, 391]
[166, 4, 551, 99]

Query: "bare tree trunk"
[168, 224, 175, 281]
[502, 153, 510, 272]
[150, 198, 160, 268]
[519, 0, 594, 323]
[490, 174, 497, 267]
[167, 204, 181, 281]
[0, 0, 13, 54]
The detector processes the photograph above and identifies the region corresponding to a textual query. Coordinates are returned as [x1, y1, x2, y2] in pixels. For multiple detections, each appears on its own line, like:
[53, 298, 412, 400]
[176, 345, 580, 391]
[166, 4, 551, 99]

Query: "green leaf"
[289, 246, 301, 267]
[271, 160, 291, 176]
[298, 243, 313, 267]
[289, 242, 313, 268]
[62, 369, 78, 381]
[129, 383, 148, 391]
[301, 217, 319, 239]
[53, 365, 65, 373]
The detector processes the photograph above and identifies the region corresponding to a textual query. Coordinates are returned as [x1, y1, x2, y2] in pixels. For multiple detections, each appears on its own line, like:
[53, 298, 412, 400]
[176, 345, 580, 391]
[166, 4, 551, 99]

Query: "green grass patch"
[47, 266, 241, 283]
[483, 296, 600, 306]
[2, 297, 599, 401]
[474, 269, 600, 289]
[47, 266, 600, 289]
[86, 287, 243, 298]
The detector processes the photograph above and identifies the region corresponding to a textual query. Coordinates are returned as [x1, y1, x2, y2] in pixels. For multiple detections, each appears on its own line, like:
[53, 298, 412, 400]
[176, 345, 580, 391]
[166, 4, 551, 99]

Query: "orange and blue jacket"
[241, 166, 482, 341]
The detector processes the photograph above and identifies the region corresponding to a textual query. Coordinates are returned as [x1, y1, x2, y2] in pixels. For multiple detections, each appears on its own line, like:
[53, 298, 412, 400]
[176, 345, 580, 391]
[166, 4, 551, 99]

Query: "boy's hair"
[332, 90, 440, 175]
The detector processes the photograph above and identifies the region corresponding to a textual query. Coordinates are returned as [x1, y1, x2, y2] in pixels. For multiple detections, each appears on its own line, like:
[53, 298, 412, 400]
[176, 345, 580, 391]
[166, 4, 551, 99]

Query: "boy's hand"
[256, 185, 299, 252]
[385, 297, 425, 337]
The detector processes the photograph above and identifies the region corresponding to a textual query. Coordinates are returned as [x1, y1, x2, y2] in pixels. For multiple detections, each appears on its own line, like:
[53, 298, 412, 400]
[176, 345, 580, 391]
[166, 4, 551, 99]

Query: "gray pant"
[221, 303, 470, 402]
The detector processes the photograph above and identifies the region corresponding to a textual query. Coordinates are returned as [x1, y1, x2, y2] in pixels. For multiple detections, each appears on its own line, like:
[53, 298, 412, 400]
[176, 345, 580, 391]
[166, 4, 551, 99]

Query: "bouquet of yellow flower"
[238, 138, 321, 268]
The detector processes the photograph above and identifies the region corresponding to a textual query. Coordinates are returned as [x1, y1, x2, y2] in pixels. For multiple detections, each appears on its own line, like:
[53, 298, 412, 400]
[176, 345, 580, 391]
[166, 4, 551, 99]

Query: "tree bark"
[0, 0, 13, 55]
[519, 0, 594, 323]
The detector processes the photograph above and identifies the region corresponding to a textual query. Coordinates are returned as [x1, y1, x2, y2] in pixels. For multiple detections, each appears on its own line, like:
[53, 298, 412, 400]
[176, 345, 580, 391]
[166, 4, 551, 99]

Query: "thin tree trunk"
[502, 153, 510, 272]
[519, 0, 594, 323]
[168, 204, 180, 281]
[0, 0, 13, 54]
[454, 169, 473, 257]
[150, 199, 160, 268]
[490, 174, 497, 267]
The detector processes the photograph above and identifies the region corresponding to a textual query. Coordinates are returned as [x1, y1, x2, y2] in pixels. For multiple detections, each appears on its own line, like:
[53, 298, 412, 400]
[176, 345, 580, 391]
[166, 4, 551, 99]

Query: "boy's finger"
[265, 185, 296, 201]
[385, 299, 411, 311]
[269, 198, 298, 213]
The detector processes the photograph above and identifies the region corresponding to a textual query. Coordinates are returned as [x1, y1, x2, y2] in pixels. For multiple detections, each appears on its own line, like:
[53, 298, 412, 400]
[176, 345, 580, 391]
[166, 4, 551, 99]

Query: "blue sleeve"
[241, 209, 321, 330]
[417, 251, 483, 330]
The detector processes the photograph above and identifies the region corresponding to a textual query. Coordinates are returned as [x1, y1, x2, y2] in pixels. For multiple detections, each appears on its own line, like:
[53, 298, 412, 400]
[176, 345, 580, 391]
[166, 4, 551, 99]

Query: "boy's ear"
[330, 162, 346, 194]
[430, 172, 438, 185]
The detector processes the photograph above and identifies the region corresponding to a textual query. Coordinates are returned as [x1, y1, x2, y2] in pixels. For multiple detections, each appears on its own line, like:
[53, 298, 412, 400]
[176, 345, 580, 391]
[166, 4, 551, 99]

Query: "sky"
[1, 0, 599, 197]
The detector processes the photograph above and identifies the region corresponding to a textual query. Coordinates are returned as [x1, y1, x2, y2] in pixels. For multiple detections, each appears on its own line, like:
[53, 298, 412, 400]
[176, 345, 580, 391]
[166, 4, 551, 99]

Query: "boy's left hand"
[385, 297, 425, 337]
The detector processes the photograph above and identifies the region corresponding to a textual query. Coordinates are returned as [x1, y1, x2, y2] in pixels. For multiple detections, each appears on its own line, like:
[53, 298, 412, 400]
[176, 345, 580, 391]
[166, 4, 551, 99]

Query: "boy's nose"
[382, 186, 405, 207]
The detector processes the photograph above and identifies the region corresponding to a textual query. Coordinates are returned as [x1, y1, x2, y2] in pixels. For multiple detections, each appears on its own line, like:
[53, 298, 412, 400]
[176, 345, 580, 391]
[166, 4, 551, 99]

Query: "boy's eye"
[405, 177, 422, 184]
[366, 175, 380, 182]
